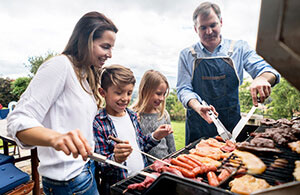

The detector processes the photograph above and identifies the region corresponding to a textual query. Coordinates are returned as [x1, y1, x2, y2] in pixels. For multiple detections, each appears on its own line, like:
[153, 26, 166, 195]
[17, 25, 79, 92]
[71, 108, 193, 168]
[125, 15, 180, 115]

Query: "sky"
[0, 0, 262, 88]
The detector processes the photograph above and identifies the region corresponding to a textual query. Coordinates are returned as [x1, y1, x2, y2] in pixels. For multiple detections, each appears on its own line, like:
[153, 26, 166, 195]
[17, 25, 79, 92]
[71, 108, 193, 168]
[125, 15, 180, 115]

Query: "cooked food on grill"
[250, 137, 275, 147]
[293, 160, 300, 181]
[171, 158, 194, 170]
[197, 138, 226, 148]
[232, 150, 266, 174]
[188, 154, 222, 167]
[236, 137, 282, 153]
[251, 127, 299, 145]
[207, 171, 219, 186]
[260, 118, 278, 126]
[149, 159, 172, 172]
[288, 140, 300, 154]
[125, 172, 161, 192]
[160, 166, 184, 177]
[220, 140, 236, 153]
[171, 165, 196, 178]
[217, 168, 231, 182]
[229, 174, 270, 195]
[261, 118, 294, 128]
[270, 158, 288, 169]
[190, 146, 223, 160]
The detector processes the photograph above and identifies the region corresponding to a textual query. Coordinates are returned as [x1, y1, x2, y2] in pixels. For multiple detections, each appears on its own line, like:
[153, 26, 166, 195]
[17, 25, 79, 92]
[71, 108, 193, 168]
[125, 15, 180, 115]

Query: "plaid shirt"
[93, 108, 159, 186]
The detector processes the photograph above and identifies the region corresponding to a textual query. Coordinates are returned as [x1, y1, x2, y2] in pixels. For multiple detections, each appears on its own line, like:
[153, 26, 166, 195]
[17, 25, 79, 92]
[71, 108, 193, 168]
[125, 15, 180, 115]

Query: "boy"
[93, 64, 173, 194]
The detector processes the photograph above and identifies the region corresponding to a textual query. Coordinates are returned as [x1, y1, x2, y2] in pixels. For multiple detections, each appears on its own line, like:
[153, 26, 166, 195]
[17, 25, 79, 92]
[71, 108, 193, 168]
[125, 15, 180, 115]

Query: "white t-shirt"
[108, 112, 144, 176]
[7, 55, 98, 181]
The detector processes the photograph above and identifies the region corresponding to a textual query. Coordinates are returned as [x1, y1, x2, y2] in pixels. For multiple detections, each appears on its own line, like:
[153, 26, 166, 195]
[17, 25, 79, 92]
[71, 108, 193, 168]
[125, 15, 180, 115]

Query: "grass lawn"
[171, 121, 185, 150]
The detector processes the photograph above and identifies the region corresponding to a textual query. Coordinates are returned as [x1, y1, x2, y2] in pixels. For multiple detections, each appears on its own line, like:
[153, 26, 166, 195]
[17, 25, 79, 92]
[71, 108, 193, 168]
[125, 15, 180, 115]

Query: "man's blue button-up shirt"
[176, 38, 281, 108]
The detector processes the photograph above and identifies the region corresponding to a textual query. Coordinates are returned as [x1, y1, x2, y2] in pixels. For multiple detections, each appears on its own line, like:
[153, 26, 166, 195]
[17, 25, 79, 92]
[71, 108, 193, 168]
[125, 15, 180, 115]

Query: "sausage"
[185, 155, 212, 173]
[171, 165, 196, 178]
[177, 155, 198, 168]
[170, 158, 194, 170]
[215, 135, 225, 142]
[184, 155, 205, 167]
[192, 166, 204, 175]
[207, 171, 219, 186]
[217, 169, 231, 182]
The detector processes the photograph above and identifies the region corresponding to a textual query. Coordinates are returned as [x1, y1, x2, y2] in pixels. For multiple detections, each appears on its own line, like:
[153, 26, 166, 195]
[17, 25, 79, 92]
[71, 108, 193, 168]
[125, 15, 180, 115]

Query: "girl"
[132, 70, 176, 163]
[7, 12, 118, 195]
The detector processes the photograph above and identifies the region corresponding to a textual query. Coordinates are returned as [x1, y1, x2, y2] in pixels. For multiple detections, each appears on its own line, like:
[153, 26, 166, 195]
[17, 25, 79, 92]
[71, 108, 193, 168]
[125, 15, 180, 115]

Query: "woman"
[7, 12, 118, 194]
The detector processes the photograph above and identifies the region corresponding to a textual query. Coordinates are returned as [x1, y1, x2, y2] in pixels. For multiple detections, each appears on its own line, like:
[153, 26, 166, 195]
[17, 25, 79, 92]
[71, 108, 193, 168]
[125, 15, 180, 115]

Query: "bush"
[166, 88, 186, 121]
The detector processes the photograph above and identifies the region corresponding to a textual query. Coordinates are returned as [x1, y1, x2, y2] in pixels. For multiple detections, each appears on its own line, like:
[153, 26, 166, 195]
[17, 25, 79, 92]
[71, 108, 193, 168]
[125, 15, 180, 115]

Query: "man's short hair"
[193, 2, 221, 25]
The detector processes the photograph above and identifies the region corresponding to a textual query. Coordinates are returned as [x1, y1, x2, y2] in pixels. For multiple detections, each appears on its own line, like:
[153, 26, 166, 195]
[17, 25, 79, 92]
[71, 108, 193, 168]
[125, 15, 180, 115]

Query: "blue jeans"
[42, 160, 99, 195]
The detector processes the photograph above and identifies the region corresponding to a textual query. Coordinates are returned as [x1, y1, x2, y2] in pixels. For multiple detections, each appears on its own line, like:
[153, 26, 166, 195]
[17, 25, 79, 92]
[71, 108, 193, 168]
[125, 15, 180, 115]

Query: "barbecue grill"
[110, 125, 300, 195]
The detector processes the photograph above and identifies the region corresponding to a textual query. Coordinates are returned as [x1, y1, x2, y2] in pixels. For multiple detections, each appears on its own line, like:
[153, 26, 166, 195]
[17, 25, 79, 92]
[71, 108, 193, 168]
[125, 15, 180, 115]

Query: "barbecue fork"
[201, 100, 233, 141]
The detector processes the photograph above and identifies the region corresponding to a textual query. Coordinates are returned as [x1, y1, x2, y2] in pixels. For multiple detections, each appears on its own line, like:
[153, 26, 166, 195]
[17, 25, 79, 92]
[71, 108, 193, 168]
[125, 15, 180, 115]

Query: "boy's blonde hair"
[132, 70, 169, 119]
[100, 64, 136, 91]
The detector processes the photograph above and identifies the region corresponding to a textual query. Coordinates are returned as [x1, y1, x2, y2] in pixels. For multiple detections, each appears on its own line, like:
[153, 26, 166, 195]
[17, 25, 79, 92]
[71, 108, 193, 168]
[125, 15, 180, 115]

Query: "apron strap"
[228, 40, 236, 57]
[189, 46, 197, 58]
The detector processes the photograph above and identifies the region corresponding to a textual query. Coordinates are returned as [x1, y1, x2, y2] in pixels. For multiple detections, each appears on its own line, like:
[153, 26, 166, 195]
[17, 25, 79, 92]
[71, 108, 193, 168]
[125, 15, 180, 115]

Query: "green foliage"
[11, 77, 32, 99]
[0, 78, 18, 107]
[266, 78, 300, 119]
[239, 81, 253, 113]
[166, 88, 186, 121]
[25, 51, 57, 75]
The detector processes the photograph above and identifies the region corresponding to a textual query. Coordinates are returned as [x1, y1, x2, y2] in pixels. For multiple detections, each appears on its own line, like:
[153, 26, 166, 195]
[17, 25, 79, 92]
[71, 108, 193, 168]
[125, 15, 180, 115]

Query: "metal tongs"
[201, 100, 233, 141]
[88, 152, 158, 179]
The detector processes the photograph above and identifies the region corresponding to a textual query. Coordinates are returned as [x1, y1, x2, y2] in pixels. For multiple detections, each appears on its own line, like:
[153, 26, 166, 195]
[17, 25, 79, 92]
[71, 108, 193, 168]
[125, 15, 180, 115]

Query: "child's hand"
[113, 140, 133, 163]
[153, 124, 173, 140]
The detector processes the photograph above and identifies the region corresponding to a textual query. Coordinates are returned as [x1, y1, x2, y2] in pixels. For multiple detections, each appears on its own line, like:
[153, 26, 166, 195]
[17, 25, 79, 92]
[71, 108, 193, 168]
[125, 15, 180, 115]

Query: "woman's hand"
[49, 129, 92, 161]
[113, 140, 132, 163]
[153, 124, 173, 140]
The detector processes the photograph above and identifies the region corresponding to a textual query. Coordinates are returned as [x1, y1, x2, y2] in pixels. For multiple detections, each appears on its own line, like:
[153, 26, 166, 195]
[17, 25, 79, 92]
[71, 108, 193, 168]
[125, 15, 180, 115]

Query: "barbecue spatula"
[230, 105, 258, 142]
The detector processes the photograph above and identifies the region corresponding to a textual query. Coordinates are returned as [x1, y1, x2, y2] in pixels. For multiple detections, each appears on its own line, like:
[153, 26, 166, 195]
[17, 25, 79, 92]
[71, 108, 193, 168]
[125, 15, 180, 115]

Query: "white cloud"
[0, 0, 262, 88]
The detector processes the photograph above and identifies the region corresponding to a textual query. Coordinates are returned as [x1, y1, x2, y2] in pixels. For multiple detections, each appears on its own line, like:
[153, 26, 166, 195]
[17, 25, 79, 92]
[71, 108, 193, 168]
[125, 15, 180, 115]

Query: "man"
[176, 2, 280, 145]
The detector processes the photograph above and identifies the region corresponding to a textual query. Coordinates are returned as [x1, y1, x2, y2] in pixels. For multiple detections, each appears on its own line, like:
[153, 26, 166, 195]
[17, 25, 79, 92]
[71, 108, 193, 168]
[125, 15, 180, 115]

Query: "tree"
[166, 88, 186, 121]
[239, 81, 252, 113]
[25, 50, 57, 75]
[0, 78, 18, 107]
[266, 78, 300, 119]
[11, 77, 32, 99]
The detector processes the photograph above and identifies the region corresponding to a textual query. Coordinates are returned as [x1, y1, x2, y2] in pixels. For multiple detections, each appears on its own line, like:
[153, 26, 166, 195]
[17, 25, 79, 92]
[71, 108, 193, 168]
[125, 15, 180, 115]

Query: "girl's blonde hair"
[132, 70, 169, 119]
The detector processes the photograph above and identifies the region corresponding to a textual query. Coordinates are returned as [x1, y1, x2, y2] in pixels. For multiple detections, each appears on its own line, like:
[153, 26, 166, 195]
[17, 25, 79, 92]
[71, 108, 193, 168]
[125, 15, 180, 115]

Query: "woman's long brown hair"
[62, 12, 118, 108]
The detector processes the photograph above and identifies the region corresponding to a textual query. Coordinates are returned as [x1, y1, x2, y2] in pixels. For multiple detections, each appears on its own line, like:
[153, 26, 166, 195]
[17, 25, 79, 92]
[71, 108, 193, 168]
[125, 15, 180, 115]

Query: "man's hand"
[199, 105, 218, 124]
[153, 124, 173, 140]
[250, 72, 275, 106]
[113, 141, 132, 163]
[188, 99, 218, 124]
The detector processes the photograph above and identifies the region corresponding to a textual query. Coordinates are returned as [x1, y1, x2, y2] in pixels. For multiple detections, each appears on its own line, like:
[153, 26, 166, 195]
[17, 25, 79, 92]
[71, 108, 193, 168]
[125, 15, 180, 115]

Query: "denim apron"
[185, 41, 241, 145]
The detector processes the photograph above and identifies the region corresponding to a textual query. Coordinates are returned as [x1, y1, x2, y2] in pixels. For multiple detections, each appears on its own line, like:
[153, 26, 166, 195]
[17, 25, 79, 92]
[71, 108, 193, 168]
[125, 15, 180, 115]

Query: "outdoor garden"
[1, 51, 300, 149]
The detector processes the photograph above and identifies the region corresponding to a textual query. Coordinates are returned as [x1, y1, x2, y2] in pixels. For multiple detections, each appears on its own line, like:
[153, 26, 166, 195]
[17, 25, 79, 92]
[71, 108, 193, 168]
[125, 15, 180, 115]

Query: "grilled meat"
[229, 174, 270, 195]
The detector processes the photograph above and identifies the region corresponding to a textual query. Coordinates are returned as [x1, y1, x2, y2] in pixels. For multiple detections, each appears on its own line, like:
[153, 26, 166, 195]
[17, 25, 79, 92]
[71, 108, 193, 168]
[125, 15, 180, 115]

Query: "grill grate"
[111, 126, 300, 195]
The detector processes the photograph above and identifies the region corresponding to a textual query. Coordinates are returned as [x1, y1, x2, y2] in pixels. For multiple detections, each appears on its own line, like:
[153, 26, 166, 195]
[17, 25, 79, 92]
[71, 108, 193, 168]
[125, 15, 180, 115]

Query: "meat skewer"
[108, 135, 172, 166]
[88, 152, 158, 179]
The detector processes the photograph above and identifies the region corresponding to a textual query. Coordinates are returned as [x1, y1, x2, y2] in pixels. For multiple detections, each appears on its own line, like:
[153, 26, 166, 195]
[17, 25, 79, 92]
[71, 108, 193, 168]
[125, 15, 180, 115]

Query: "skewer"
[108, 135, 172, 166]
[88, 152, 158, 179]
